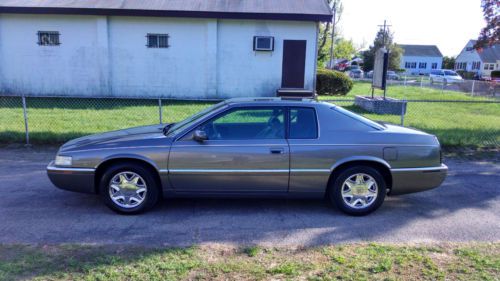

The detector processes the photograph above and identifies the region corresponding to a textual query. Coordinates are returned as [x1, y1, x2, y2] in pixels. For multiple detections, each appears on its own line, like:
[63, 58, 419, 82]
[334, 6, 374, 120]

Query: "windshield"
[444, 70, 459, 76]
[165, 101, 227, 137]
[332, 105, 385, 130]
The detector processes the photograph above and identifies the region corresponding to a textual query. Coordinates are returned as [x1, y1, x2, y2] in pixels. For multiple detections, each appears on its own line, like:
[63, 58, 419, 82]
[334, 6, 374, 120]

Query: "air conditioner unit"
[253, 36, 274, 51]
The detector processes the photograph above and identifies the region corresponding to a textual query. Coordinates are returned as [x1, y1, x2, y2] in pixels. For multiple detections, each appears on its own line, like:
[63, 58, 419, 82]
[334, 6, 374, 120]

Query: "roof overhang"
[0, 6, 333, 22]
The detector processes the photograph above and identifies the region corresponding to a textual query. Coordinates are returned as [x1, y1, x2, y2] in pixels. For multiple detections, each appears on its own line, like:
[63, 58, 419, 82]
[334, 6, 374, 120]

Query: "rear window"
[444, 70, 459, 76]
[332, 106, 385, 130]
[289, 107, 318, 139]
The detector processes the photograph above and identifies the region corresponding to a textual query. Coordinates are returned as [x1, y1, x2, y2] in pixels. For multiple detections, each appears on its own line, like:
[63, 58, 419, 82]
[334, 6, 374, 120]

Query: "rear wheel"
[329, 166, 386, 216]
[99, 163, 160, 214]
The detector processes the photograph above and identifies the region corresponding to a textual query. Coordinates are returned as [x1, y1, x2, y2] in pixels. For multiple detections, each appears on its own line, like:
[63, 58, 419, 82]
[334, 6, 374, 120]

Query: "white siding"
[400, 55, 442, 75]
[0, 14, 317, 98]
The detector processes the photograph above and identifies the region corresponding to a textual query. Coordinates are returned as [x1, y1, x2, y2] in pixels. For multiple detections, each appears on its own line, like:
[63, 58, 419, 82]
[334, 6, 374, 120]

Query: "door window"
[289, 108, 318, 139]
[197, 107, 285, 140]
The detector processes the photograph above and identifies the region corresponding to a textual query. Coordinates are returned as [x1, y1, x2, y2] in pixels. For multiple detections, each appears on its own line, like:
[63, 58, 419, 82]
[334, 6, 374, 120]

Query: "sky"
[338, 0, 486, 57]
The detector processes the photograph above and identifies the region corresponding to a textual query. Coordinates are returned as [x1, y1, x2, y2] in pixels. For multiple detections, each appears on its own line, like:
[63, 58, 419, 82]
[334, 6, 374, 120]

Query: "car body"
[47, 98, 447, 215]
[430, 69, 463, 84]
[348, 69, 364, 79]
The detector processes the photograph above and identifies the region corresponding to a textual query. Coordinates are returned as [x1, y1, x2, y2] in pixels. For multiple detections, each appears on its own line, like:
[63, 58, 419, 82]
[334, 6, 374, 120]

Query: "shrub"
[456, 70, 476, 80]
[491, 70, 500, 79]
[316, 68, 353, 96]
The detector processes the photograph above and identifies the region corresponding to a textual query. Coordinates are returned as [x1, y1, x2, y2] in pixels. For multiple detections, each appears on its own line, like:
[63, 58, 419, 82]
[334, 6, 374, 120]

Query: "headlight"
[55, 155, 72, 166]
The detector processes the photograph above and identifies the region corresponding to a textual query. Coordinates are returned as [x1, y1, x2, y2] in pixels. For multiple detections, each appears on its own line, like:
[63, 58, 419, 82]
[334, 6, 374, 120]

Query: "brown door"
[281, 40, 307, 88]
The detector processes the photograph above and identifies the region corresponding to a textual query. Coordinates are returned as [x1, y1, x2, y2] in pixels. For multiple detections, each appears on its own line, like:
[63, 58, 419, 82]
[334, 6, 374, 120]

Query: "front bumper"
[47, 161, 96, 194]
[390, 164, 448, 195]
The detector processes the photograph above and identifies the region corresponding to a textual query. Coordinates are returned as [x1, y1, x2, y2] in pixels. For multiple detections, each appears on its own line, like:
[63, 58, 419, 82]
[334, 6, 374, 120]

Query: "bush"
[456, 70, 476, 80]
[491, 70, 500, 79]
[316, 68, 353, 96]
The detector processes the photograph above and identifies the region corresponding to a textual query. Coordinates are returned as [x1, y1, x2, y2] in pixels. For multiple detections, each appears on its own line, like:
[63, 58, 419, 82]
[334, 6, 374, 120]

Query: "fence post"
[404, 75, 407, 87]
[420, 76, 423, 88]
[400, 100, 406, 126]
[158, 98, 163, 124]
[21, 95, 30, 146]
[471, 80, 475, 96]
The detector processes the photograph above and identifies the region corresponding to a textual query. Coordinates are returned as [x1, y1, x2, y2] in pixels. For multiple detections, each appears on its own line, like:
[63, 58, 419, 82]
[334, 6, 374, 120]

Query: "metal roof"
[399, 45, 443, 57]
[0, 0, 333, 22]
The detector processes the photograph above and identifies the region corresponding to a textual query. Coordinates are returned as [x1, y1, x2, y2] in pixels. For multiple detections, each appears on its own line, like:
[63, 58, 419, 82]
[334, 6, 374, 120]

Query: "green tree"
[442, 56, 456, 69]
[317, 37, 356, 66]
[475, 0, 499, 48]
[317, 0, 343, 66]
[361, 28, 402, 72]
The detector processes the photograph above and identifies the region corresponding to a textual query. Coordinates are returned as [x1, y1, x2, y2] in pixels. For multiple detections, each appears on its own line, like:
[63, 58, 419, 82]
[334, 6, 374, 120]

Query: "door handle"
[270, 148, 285, 154]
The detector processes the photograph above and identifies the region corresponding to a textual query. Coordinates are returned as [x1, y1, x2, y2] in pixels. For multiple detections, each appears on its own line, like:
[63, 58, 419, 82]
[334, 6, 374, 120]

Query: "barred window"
[147, 34, 169, 48]
[419, 62, 427, 69]
[37, 31, 60, 46]
[431, 63, 438, 69]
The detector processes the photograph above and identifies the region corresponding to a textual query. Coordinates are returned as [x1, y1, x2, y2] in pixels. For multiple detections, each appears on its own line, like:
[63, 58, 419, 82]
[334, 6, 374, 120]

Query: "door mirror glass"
[193, 130, 208, 142]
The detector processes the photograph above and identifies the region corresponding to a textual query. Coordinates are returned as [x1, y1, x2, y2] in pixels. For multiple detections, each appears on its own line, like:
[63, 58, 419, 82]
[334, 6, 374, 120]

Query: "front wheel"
[329, 166, 386, 216]
[99, 163, 160, 214]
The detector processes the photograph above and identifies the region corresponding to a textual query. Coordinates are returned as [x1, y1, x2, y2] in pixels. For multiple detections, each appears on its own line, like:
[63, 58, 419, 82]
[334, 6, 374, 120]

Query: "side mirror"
[193, 130, 208, 142]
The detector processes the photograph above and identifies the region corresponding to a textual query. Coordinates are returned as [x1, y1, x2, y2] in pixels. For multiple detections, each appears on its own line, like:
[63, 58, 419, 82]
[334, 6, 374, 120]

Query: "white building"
[455, 40, 500, 79]
[399, 45, 443, 75]
[0, 0, 331, 98]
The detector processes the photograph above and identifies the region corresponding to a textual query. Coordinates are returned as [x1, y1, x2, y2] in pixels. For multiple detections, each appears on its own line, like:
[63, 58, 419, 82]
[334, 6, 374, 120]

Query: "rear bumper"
[390, 164, 448, 195]
[47, 161, 96, 194]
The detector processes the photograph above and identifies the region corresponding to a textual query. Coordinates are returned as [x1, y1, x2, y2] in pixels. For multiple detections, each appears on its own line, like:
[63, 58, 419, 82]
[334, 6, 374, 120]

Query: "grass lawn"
[0, 83, 499, 147]
[0, 243, 498, 281]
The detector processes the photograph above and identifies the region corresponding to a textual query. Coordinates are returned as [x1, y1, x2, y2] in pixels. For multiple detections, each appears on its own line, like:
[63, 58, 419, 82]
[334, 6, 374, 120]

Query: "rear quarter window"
[289, 107, 318, 139]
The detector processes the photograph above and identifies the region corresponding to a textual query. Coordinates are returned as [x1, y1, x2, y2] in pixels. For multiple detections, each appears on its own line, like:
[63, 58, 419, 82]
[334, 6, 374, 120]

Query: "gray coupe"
[47, 98, 447, 215]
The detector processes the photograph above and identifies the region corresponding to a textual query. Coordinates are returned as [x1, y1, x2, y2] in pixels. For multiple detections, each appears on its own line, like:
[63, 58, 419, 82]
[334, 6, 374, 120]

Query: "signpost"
[372, 48, 389, 99]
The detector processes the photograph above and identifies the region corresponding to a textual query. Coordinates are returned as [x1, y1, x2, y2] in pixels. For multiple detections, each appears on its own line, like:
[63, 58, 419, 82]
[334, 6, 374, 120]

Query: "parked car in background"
[386, 71, 400, 80]
[364, 70, 398, 80]
[348, 69, 364, 79]
[47, 98, 447, 216]
[430, 69, 463, 84]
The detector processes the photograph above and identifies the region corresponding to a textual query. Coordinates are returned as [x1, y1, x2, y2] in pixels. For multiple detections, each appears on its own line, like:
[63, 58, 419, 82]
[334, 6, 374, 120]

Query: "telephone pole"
[378, 20, 391, 47]
[328, 1, 337, 68]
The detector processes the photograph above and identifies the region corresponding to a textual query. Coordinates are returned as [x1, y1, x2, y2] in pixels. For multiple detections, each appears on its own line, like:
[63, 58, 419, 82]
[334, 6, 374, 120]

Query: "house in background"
[455, 40, 500, 79]
[399, 45, 443, 75]
[0, 0, 331, 98]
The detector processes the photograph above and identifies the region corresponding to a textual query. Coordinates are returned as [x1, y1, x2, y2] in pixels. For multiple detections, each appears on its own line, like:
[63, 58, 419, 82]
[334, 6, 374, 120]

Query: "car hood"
[60, 124, 168, 152]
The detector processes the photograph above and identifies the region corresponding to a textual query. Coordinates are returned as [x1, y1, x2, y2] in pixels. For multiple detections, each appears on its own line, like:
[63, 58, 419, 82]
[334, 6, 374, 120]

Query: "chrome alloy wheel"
[341, 173, 378, 209]
[109, 172, 147, 209]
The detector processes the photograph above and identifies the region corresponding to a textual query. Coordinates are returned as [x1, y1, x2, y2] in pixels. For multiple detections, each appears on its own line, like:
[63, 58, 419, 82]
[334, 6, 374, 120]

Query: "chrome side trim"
[47, 162, 95, 173]
[390, 164, 448, 173]
[291, 169, 331, 173]
[169, 169, 289, 173]
[163, 169, 331, 174]
[172, 143, 438, 148]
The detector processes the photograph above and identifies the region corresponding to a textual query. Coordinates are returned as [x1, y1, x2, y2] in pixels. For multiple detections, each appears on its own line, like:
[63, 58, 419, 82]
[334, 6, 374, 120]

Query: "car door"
[168, 106, 290, 193]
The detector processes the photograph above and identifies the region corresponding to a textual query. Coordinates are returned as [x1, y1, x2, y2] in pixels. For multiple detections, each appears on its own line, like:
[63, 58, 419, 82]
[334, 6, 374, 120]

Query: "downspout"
[312, 22, 319, 95]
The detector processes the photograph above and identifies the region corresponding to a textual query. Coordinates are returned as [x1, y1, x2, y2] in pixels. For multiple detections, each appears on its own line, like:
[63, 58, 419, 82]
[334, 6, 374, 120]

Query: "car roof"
[224, 97, 321, 106]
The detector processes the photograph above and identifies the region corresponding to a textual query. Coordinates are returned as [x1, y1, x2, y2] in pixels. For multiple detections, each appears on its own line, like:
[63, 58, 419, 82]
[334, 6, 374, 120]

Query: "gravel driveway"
[0, 146, 498, 246]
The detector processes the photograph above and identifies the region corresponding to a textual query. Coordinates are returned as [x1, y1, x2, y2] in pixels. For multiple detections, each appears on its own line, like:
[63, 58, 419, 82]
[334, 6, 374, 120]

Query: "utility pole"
[328, 1, 337, 68]
[378, 20, 391, 47]
[377, 20, 391, 99]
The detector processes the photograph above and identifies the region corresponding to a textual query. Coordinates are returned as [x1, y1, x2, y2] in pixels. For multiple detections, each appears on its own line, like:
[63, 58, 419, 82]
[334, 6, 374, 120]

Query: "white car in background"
[430, 70, 463, 85]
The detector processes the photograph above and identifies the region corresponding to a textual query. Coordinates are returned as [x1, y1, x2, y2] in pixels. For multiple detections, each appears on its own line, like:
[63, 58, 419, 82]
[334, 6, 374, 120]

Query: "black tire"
[328, 166, 386, 216]
[99, 162, 160, 214]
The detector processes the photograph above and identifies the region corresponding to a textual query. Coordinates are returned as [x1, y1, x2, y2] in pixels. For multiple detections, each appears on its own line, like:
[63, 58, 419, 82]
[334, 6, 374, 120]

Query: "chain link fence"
[355, 77, 500, 97]
[1, 94, 499, 148]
